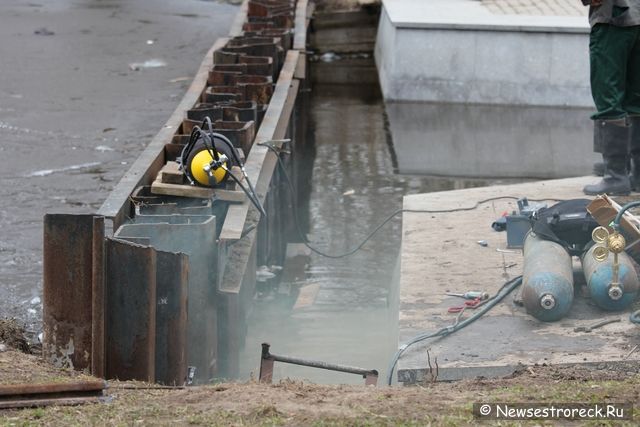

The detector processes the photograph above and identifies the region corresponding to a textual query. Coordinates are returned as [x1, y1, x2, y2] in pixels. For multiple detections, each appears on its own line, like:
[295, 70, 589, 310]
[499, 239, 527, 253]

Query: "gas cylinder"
[522, 232, 574, 321]
[581, 244, 639, 311]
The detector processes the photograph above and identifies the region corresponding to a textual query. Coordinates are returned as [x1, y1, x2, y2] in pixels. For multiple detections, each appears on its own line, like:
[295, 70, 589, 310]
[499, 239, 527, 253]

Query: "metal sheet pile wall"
[43, 0, 309, 385]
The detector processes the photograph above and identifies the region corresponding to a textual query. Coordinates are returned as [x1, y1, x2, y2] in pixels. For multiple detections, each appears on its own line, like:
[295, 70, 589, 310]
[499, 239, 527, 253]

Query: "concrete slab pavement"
[396, 177, 640, 383]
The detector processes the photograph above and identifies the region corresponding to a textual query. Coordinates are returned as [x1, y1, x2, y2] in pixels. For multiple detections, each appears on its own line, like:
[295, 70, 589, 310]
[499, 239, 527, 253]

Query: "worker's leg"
[585, 25, 637, 194]
[590, 24, 637, 121]
[624, 27, 640, 190]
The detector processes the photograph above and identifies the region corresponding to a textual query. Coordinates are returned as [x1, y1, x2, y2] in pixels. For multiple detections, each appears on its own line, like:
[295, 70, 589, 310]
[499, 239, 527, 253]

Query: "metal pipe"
[259, 343, 378, 385]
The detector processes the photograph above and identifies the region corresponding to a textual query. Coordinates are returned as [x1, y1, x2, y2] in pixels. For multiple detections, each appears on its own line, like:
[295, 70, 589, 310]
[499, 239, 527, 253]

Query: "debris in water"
[95, 145, 114, 152]
[129, 59, 167, 71]
[343, 189, 355, 196]
[102, 127, 116, 133]
[34, 27, 55, 36]
[26, 162, 102, 177]
[320, 52, 340, 63]
[146, 39, 155, 45]
[256, 265, 277, 282]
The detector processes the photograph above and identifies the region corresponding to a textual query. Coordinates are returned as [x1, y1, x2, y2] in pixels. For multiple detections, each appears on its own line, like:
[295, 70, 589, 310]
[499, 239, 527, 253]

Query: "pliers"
[448, 297, 485, 313]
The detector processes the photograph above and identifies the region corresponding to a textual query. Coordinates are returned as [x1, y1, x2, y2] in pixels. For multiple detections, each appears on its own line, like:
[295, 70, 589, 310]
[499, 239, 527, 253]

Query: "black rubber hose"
[385, 276, 523, 385]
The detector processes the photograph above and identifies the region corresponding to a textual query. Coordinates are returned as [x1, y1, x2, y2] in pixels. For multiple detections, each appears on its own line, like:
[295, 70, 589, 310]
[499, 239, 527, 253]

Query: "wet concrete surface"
[0, 0, 237, 335]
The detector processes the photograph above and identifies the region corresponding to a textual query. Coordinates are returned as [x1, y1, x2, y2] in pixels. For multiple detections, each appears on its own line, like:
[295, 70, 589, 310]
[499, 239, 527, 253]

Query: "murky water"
[239, 74, 596, 383]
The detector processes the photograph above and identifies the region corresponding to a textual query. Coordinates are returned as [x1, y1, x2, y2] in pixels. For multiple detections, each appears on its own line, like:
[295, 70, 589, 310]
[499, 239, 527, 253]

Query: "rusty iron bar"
[0, 381, 106, 397]
[259, 343, 379, 386]
[0, 380, 106, 410]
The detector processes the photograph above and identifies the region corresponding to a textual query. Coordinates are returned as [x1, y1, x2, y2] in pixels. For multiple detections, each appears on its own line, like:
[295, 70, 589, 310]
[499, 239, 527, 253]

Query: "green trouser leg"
[590, 24, 640, 121]
[589, 24, 640, 185]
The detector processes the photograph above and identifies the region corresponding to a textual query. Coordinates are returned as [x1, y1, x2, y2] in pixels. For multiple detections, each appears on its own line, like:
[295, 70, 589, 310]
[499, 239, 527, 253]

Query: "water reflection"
[386, 102, 599, 178]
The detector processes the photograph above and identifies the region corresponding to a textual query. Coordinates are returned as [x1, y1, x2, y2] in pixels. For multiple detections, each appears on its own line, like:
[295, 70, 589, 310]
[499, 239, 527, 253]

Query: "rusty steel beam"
[43, 214, 104, 372]
[91, 216, 105, 378]
[0, 381, 106, 397]
[154, 251, 189, 386]
[115, 216, 217, 383]
[0, 380, 106, 410]
[105, 238, 157, 382]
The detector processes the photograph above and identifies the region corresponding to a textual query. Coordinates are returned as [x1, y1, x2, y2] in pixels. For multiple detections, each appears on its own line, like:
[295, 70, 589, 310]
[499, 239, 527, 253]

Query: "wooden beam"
[294, 0, 309, 51]
[219, 50, 300, 241]
[229, 0, 249, 38]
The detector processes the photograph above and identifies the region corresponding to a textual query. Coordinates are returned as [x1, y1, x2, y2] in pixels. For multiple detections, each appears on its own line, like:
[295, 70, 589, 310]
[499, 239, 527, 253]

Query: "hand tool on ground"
[573, 318, 621, 333]
[448, 297, 486, 313]
[445, 291, 489, 300]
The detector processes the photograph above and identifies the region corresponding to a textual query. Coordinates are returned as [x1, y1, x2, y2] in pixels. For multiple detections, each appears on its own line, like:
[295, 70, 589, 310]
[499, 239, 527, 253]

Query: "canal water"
[238, 61, 598, 383]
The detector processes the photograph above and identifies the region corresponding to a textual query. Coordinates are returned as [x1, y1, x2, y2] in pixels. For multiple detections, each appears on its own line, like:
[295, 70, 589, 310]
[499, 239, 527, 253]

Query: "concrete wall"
[375, 1, 592, 107]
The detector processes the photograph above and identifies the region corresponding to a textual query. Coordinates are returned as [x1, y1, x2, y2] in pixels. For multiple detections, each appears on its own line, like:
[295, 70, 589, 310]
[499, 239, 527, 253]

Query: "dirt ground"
[0, 348, 638, 426]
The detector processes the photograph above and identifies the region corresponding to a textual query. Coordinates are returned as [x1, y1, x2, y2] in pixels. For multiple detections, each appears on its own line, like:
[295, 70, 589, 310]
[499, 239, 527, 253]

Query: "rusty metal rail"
[0, 381, 106, 410]
[259, 343, 379, 386]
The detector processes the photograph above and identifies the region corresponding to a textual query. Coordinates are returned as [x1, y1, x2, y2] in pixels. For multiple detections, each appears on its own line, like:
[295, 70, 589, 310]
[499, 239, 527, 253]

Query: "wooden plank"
[160, 161, 184, 185]
[294, 52, 306, 80]
[150, 175, 247, 202]
[293, 283, 320, 309]
[294, 0, 309, 51]
[229, 0, 249, 38]
[219, 51, 300, 241]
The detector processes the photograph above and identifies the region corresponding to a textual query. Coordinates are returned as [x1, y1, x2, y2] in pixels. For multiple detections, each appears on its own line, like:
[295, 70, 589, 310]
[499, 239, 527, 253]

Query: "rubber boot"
[583, 119, 631, 196]
[592, 120, 605, 176]
[593, 161, 604, 176]
[590, 120, 631, 176]
[630, 116, 640, 191]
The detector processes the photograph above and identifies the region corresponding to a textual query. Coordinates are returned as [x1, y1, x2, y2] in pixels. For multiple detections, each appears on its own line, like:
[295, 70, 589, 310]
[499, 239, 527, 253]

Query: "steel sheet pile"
[43, 0, 303, 387]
